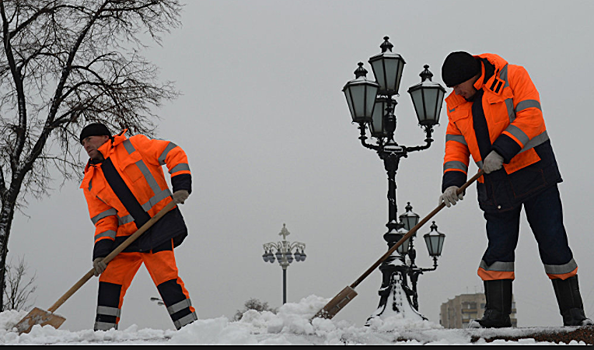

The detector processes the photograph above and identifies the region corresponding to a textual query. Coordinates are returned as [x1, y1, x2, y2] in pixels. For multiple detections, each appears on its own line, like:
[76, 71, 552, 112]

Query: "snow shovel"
[13, 200, 177, 334]
[312, 169, 485, 320]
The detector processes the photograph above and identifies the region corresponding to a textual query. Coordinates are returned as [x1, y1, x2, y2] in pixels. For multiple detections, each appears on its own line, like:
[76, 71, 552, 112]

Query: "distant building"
[439, 293, 517, 329]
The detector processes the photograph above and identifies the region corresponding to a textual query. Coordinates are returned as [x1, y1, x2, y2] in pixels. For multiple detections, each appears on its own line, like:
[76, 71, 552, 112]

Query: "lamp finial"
[420, 65, 433, 82]
[380, 36, 393, 53]
[354, 62, 368, 79]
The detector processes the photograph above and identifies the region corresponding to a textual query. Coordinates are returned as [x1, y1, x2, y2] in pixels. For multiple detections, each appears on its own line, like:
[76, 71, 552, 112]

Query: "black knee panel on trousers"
[158, 279, 192, 322]
[97, 282, 122, 324]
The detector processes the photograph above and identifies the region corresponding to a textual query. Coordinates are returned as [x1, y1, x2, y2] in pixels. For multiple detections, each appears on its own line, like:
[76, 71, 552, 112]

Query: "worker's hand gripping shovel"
[13, 201, 177, 334]
[312, 170, 484, 320]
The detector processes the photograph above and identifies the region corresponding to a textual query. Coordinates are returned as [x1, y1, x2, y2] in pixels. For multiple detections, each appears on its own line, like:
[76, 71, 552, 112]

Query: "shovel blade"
[312, 286, 358, 320]
[14, 307, 66, 334]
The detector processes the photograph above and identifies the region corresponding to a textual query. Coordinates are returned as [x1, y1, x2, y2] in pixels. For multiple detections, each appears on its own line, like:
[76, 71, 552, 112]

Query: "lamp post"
[342, 36, 447, 323]
[150, 296, 165, 306]
[262, 224, 306, 304]
[394, 204, 447, 311]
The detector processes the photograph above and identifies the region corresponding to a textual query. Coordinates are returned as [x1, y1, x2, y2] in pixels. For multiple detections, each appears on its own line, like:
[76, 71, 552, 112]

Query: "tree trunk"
[0, 199, 17, 311]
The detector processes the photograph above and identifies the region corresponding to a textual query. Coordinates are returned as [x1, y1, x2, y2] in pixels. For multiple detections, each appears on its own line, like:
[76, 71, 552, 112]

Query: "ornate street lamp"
[395, 225, 411, 255]
[399, 202, 420, 231]
[369, 97, 394, 138]
[394, 202, 420, 256]
[368, 37, 406, 96]
[343, 63, 380, 123]
[262, 224, 306, 304]
[342, 36, 447, 323]
[424, 221, 446, 265]
[408, 65, 446, 127]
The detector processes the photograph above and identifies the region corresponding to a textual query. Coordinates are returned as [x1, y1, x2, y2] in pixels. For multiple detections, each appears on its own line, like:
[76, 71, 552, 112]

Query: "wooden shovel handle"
[47, 201, 177, 313]
[350, 169, 484, 289]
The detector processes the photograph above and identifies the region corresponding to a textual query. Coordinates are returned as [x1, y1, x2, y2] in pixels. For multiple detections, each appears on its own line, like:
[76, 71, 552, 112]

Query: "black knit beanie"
[79, 123, 111, 144]
[441, 51, 480, 87]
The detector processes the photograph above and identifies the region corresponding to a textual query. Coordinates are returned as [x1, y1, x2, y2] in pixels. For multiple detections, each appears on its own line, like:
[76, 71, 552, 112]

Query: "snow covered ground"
[0, 295, 587, 345]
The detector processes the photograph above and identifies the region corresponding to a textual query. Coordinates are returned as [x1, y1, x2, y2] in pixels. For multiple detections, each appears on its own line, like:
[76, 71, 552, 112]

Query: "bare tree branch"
[3, 256, 37, 311]
[0, 0, 182, 310]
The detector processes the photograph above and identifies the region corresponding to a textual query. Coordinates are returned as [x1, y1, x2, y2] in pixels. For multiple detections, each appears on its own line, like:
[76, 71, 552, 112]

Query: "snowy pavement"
[0, 295, 589, 345]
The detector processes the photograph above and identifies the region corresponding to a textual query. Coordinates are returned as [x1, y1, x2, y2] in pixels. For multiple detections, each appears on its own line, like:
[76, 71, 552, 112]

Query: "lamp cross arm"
[419, 265, 437, 273]
[288, 242, 306, 250]
[404, 126, 435, 153]
[263, 242, 282, 251]
[358, 123, 379, 151]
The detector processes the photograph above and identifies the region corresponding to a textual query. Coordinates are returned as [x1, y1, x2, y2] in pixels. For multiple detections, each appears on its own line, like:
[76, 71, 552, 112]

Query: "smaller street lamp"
[262, 224, 306, 304]
[399, 202, 420, 231]
[391, 203, 447, 312]
[150, 297, 164, 306]
[423, 221, 446, 269]
[395, 225, 411, 255]
[395, 202, 420, 256]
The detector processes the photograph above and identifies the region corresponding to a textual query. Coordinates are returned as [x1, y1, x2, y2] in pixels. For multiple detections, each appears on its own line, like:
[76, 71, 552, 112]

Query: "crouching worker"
[79, 122, 197, 331]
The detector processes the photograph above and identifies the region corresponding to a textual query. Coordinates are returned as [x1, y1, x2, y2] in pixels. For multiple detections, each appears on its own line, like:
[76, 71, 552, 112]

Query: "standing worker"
[438, 51, 592, 328]
[79, 122, 197, 331]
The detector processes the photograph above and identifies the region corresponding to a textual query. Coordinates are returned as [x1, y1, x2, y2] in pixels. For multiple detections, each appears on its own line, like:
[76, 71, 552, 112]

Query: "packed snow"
[0, 295, 586, 345]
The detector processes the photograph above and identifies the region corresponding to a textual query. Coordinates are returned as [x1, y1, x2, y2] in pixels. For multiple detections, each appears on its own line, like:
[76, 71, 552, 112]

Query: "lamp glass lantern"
[368, 37, 406, 96]
[399, 202, 420, 231]
[395, 226, 411, 255]
[369, 97, 394, 138]
[343, 62, 380, 123]
[423, 221, 446, 257]
[299, 251, 307, 261]
[408, 65, 446, 126]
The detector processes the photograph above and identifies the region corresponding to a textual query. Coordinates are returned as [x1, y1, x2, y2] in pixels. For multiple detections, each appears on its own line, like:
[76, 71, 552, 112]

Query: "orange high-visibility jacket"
[81, 130, 192, 260]
[442, 53, 561, 212]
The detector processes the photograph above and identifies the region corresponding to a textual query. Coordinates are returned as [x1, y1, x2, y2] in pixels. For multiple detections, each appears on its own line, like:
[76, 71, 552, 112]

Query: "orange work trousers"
[94, 239, 197, 330]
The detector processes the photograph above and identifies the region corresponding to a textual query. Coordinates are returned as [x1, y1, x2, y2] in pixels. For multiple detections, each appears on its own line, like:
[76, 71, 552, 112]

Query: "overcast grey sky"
[10, 0, 594, 331]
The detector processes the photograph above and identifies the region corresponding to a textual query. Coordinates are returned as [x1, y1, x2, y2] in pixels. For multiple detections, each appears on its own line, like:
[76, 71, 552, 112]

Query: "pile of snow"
[0, 295, 584, 345]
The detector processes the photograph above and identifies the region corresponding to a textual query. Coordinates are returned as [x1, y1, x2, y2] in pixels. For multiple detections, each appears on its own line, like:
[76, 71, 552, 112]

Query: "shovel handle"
[350, 169, 484, 289]
[47, 200, 177, 313]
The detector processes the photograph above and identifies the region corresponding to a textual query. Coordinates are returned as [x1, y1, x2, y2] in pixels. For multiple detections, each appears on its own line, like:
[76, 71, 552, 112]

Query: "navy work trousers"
[480, 184, 576, 280]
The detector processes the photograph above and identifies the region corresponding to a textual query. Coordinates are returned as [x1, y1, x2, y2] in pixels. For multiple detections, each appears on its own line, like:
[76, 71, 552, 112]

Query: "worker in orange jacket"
[80, 123, 197, 331]
[439, 52, 591, 328]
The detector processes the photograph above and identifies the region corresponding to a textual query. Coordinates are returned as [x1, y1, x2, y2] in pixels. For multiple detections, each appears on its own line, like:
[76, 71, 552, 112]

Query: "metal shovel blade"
[312, 285, 358, 320]
[14, 307, 66, 334]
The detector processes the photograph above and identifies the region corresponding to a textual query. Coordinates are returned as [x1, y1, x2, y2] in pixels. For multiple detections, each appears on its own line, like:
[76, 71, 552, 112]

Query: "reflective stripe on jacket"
[81, 130, 192, 260]
[441, 53, 561, 212]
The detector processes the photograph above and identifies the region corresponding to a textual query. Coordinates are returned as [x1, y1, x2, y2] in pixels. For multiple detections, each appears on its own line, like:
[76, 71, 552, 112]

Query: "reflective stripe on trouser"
[478, 184, 576, 281]
[96, 239, 197, 330]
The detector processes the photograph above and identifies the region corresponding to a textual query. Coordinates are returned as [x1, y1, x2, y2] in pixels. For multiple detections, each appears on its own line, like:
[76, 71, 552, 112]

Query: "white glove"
[93, 258, 107, 276]
[483, 150, 504, 174]
[172, 190, 189, 204]
[440, 186, 464, 208]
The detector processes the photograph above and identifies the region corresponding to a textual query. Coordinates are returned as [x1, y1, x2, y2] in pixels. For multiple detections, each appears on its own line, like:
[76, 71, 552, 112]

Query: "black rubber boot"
[470, 279, 512, 328]
[552, 275, 593, 326]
